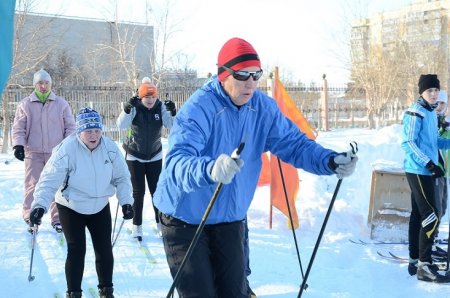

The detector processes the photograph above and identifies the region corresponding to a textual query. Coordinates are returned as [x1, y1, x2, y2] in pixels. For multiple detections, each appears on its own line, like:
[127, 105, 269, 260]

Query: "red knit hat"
[217, 37, 261, 81]
[138, 82, 158, 98]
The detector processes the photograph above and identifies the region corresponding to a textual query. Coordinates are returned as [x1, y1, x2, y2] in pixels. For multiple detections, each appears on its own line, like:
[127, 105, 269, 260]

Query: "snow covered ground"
[1, 124, 449, 297]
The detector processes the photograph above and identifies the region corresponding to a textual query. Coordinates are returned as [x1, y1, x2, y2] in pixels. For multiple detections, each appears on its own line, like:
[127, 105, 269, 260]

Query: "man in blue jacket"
[402, 74, 450, 283]
[153, 37, 358, 297]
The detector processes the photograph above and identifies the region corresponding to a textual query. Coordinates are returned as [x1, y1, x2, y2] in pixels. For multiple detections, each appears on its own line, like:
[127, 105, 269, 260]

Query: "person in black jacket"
[117, 81, 176, 240]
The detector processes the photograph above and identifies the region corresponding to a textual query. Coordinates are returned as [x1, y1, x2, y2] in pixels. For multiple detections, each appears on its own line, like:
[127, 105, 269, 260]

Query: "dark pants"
[57, 203, 114, 292]
[126, 159, 162, 225]
[160, 213, 249, 298]
[244, 217, 251, 278]
[406, 173, 439, 263]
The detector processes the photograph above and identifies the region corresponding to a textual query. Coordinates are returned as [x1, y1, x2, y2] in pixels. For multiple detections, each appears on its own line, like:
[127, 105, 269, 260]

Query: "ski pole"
[28, 224, 38, 282]
[446, 175, 450, 271]
[111, 203, 120, 243]
[276, 157, 307, 287]
[112, 130, 131, 242]
[298, 142, 358, 297]
[166, 142, 245, 298]
[112, 218, 125, 248]
[4, 157, 15, 165]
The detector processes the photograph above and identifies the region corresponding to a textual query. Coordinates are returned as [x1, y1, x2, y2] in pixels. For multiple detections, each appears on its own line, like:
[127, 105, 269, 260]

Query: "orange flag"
[268, 73, 317, 229]
[257, 152, 271, 186]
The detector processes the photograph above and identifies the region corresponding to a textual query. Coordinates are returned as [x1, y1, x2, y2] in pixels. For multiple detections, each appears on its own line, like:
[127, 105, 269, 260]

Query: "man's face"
[35, 80, 51, 93]
[221, 66, 261, 106]
[421, 88, 439, 105]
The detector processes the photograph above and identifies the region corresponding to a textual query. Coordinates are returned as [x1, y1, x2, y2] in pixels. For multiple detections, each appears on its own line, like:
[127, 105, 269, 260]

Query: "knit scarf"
[34, 89, 51, 103]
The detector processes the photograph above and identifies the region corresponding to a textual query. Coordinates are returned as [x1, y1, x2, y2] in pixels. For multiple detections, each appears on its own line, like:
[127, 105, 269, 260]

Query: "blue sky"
[22, 0, 414, 83]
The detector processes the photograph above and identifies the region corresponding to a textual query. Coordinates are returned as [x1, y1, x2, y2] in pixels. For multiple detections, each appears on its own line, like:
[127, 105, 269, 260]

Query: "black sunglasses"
[221, 65, 263, 81]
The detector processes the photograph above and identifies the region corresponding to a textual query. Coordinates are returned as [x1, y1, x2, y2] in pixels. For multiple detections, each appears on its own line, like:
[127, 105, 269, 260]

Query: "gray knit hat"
[33, 69, 52, 85]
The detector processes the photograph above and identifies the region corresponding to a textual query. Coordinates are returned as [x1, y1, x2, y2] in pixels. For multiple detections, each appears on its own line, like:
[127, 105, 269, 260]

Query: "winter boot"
[53, 223, 63, 233]
[432, 245, 448, 258]
[98, 286, 114, 298]
[417, 261, 450, 283]
[408, 258, 418, 276]
[131, 225, 143, 240]
[66, 291, 82, 298]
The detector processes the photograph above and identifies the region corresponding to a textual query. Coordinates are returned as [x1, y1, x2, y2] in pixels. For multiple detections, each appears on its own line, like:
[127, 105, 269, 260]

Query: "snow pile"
[1, 125, 449, 297]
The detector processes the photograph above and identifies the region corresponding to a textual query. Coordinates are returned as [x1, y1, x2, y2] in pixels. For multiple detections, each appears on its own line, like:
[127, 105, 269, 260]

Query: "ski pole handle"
[231, 142, 245, 159]
[349, 141, 358, 157]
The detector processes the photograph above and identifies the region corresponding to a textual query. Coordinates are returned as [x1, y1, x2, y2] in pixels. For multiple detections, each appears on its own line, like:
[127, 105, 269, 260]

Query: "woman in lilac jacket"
[12, 69, 75, 233]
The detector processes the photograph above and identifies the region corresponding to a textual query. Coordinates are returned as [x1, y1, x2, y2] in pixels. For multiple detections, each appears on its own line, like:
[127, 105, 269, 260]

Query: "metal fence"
[1, 83, 405, 148]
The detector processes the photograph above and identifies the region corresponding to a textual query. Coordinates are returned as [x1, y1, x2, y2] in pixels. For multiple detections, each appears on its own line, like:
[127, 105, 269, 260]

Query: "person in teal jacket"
[402, 74, 450, 283]
[435, 90, 448, 222]
[153, 37, 358, 297]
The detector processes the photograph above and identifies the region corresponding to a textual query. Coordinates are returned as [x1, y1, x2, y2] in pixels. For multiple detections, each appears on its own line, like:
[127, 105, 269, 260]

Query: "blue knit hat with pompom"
[76, 107, 102, 133]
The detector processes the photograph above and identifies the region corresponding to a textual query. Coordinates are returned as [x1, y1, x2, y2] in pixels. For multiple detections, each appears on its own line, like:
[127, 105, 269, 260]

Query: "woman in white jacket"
[29, 107, 134, 298]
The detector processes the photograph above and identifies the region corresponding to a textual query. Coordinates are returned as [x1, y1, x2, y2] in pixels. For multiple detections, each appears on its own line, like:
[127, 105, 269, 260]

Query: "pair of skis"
[376, 251, 448, 270]
[349, 238, 449, 246]
[126, 227, 158, 264]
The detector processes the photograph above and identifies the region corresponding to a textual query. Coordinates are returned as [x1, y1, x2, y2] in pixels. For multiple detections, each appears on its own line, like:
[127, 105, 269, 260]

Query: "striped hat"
[217, 37, 261, 82]
[76, 107, 102, 133]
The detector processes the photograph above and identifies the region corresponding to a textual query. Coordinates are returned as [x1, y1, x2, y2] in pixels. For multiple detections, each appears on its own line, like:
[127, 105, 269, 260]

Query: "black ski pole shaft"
[166, 142, 245, 298]
[446, 176, 450, 271]
[111, 203, 120, 243]
[298, 178, 342, 297]
[4, 157, 15, 165]
[112, 218, 125, 248]
[298, 141, 357, 297]
[276, 157, 307, 283]
[28, 225, 38, 282]
[112, 132, 131, 242]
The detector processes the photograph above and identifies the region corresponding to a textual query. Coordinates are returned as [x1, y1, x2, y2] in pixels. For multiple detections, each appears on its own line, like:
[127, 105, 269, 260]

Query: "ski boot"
[417, 261, 450, 283]
[408, 258, 418, 276]
[53, 223, 63, 233]
[66, 291, 82, 298]
[99, 286, 114, 298]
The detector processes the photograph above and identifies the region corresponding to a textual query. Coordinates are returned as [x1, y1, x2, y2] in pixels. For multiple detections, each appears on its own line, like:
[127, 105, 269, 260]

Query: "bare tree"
[349, 3, 449, 128]
[91, 20, 152, 92]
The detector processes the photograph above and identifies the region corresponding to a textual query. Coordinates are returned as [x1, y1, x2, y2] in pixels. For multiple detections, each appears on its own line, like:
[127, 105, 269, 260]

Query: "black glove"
[122, 204, 134, 220]
[164, 100, 176, 116]
[13, 145, 25, 161]
[29, 208, 45, 226]
[124, 96, 140, 114]
[426, 161, 445, 178]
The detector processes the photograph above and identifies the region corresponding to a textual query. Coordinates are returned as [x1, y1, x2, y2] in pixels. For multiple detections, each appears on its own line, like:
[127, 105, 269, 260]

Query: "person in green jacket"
[435, 90, 449, 237]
